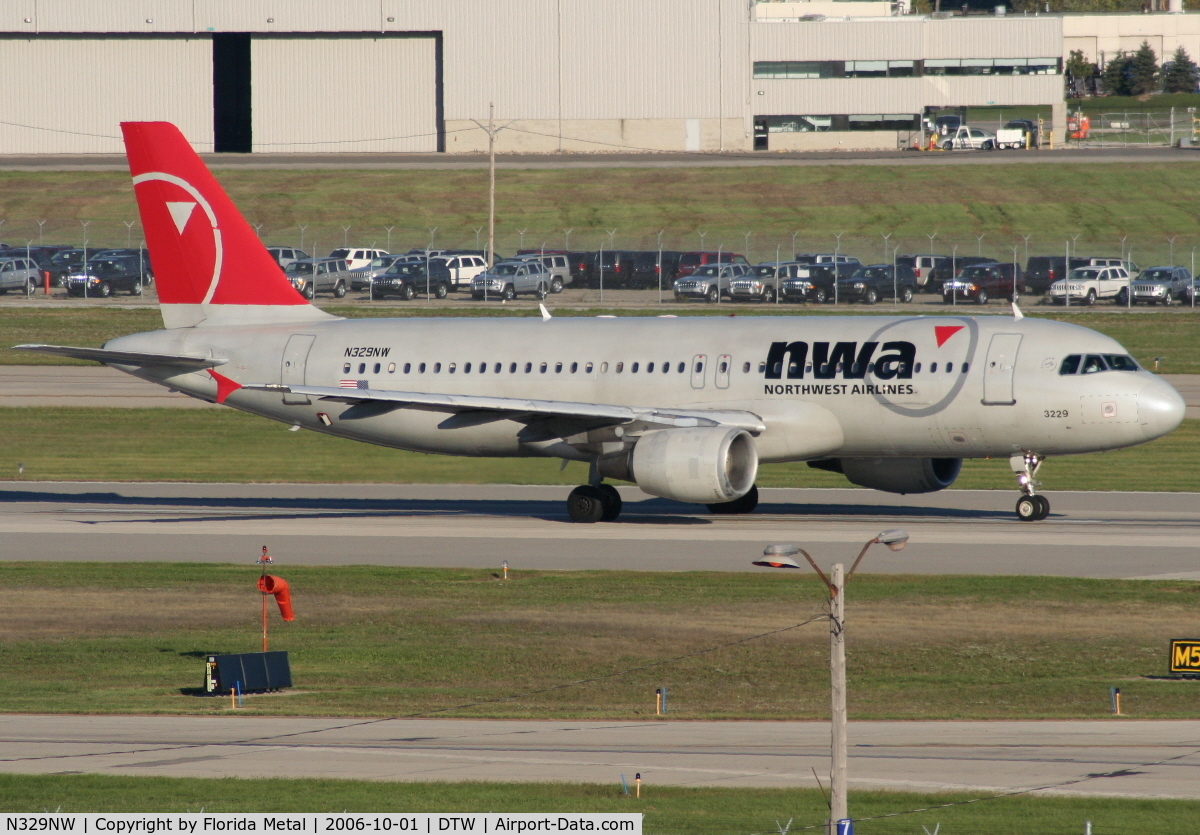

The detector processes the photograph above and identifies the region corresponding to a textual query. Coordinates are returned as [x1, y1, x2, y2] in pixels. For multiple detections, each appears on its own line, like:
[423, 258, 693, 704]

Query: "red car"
[674, 251, 748, 278]
[942, 262, 1025, 305]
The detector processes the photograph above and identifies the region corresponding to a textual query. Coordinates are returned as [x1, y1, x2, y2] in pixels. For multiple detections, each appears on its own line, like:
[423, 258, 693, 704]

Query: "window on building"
[766, 115, 832, 133]
[753, 61, 834, 79]
[849, 114, 919, 131]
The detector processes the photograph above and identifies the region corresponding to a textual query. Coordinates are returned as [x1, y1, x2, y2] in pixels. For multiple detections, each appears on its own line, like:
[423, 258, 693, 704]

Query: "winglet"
[539, 303, 552, 321]
[1012, 300, 1024, 320]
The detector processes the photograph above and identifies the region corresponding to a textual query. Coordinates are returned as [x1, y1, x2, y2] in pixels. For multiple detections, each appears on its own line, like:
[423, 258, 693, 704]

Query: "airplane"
[17, 122, 1186, 523]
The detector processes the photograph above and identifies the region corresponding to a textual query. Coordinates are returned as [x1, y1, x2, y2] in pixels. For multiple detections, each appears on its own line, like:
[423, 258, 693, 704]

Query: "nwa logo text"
[764, 340, 915, 381]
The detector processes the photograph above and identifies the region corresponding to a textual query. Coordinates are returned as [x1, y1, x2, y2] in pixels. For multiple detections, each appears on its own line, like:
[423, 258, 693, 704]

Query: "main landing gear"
[566, 482, 762, 522]
[1011, 452, 1050, 521]
[567, 483, 622, 523]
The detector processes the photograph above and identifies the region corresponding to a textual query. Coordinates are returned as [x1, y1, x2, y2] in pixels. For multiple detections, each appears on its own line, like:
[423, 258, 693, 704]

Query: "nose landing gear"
[1010, 452, 1050, 521]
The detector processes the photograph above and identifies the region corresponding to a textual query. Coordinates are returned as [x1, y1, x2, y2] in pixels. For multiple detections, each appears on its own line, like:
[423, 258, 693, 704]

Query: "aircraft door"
[981, 333, 1021, 405]
[281, 334, 316, 405]
[715, 354, 731, 389]
[691, 354, 708, 389]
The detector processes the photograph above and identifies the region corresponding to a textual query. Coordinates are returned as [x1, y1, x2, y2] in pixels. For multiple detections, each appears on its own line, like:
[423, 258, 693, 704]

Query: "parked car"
[729, 263, 789, 303]
[471, 259, 551, 300]
[630, 251, 683, 290]
[46, 248, 94, 287]
[835, 264, 918, 304]
[673, 262, 752, 303]
[1130, 266, 1191, 305]
[779, 264, 841, 303]
[0, 244, 72, 270]
[437, 253, 491, 289]
[579, 250, 638, 287]
[673, 251, 748, 279]
[64, 255, 151, 297]
[266, 246, 308, 268]
[0, 255, 41, 294]
[793, 252, 860, 269]
[1024, 256, 1088, 295]
[941, 126, 997, 150]
[284, 258, 352, 298]
[895, 255, 956, 291]
[512, 252, 571, 293]
[328, 248, 390, 271]
[1049, 265, 1132, 305]
[941, 262, 1025, 305]
[372, 261, 451, 300]
[350, 255, 405, 291]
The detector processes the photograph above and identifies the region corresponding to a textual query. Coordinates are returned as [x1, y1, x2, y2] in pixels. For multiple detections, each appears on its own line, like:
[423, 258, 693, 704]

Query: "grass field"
[4, 305, 1200, 372]
[1, 563, 1197, 721]
[0, 407, 1196, 490]
[3, 774, 1199, 834]
[4, 161, 1200, 263]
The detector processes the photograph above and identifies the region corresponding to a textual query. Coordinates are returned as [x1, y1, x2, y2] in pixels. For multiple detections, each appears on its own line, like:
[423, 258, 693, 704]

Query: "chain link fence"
[6, 220, 1200, 276]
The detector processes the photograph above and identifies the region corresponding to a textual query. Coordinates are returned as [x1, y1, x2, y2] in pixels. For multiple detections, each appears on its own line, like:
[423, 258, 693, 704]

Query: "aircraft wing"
[244, 383, 766, 433]
[13, 344, 227, 369]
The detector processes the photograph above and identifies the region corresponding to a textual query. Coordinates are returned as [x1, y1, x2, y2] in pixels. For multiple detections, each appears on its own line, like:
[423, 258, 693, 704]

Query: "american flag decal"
[339, 380, 368, 389]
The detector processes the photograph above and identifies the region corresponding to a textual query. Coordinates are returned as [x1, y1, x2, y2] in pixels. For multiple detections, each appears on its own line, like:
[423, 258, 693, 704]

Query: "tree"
[1129, 41, 1160, 96]
[1162, 45, 1199, 93]
[1102, 53, 1132, 96]
[1065, 49, 1097, 97]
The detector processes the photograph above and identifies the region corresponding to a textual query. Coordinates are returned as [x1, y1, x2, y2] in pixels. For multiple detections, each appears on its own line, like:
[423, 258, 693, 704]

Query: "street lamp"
[752, 529, 910, 833]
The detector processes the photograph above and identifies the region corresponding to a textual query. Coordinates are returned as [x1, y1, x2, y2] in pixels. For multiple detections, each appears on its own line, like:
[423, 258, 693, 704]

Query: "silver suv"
[284, 258, 352, 299]
[1131, 266, 1191, 305]
[471, 260, 550, 301]
[512, 253, 571, 293]
[674, 262, 752, 303]
[0, 256, 41, 294]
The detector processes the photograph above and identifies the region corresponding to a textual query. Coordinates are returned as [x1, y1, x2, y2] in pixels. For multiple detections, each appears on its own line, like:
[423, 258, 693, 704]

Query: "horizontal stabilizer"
[14, 344, 227, 369]
[243, 383, 766, 433]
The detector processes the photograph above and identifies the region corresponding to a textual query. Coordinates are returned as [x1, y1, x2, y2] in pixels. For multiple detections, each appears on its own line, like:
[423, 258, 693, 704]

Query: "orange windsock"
[257, 574, 295, 621]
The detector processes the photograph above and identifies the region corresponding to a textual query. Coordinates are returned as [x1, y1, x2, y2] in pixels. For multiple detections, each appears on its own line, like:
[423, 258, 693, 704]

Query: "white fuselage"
[106, 313, 1182, 465]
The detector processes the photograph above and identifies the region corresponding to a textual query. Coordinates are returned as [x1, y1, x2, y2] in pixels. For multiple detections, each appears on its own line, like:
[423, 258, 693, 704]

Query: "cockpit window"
[1105, 354, 1139, 371]
[1060, 353, 1138, 375]
[1081, 355, 1107, 374]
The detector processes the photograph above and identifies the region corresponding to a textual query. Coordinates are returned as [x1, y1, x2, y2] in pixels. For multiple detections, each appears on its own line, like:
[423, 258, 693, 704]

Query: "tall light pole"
[37, 220, 46, 245]
[563, 228, 574, 251]
[385, 226, 395, 253]
[881, 233, 892, 263]
[975, 233, 985, 257]
[753, 530, 910, 833]
[926, 231, 937, 256]
[743, 231, 753, 265]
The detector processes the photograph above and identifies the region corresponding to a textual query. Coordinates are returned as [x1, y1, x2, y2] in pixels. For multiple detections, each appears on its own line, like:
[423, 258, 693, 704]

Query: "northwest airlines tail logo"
[764, 341, 916, 381]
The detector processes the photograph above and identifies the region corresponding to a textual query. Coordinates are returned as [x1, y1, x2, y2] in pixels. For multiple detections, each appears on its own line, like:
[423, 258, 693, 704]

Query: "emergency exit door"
[281, 334, 316, 405]
[981, 333, 1021, 405]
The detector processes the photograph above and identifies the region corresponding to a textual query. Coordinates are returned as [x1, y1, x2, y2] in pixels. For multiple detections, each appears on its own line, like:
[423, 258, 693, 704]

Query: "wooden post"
[829, 563, 848, 829]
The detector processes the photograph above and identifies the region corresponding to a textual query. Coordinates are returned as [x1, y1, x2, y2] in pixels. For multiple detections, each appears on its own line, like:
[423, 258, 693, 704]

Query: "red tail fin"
[122, 122, 331, 329]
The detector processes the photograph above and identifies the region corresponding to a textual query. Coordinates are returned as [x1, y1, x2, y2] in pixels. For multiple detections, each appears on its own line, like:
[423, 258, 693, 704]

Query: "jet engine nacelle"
[629, 427, 759, 504]
[837, 457, 962, 494]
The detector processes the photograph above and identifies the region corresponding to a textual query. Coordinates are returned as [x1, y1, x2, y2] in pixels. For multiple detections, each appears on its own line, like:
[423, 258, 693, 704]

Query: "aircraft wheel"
[707, 484, 759, 515]
[1016, 494, 1049, 521]
[567, 485, 606, 524]
[1033, 494, 1050, 520]
[596, 484, 623, 522]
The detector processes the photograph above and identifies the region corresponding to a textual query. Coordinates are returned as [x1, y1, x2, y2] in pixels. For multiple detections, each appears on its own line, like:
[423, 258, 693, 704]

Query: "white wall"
[251, 36, 437, 153]
[0, 36, 212, 153]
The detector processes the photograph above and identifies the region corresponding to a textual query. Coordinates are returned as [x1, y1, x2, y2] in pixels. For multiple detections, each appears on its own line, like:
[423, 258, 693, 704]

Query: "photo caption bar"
[1, 815, 641, 835]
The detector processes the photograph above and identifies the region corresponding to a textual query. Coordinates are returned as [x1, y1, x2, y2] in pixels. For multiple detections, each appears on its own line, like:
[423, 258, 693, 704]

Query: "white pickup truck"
[1049, 265, 1133, 306]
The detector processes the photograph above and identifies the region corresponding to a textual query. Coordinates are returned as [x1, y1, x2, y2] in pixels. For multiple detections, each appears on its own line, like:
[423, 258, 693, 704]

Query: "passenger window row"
[342, 359, 719, 376]
[760, 361, 969, 375]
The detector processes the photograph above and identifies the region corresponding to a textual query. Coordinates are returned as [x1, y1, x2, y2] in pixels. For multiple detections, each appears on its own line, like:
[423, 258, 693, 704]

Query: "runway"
[1, 715, 1197, 799]
[1, 482, 1198, 579]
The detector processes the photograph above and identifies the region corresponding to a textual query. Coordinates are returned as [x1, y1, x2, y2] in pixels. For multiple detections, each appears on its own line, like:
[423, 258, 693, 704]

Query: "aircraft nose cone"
[1138, 379, 1186, 441]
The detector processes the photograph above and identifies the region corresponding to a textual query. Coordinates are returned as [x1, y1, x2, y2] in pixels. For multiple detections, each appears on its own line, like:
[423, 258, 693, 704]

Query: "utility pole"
[829, 563, 847, 830]
[488, 104, 497, 266]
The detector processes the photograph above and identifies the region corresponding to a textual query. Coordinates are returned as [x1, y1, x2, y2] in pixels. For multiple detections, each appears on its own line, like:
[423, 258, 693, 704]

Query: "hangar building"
[0, 0, 1066, 154]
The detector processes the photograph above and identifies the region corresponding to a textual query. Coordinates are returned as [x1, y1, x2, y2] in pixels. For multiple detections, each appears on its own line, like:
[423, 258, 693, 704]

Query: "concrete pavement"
[1, 715, 1197, 799]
